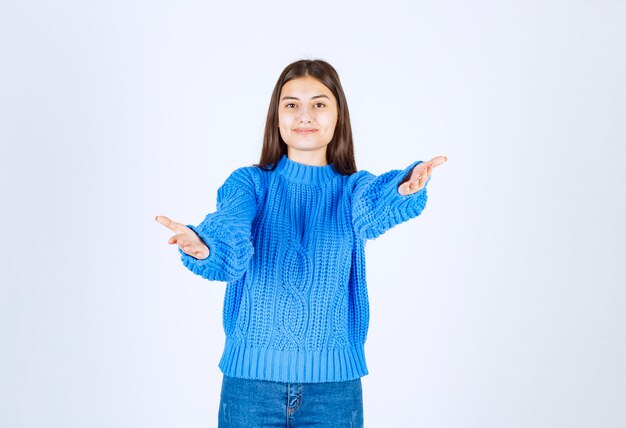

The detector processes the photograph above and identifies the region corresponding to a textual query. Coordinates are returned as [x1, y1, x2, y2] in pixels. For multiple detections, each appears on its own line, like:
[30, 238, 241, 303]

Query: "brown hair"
[254, 59, 357, 175]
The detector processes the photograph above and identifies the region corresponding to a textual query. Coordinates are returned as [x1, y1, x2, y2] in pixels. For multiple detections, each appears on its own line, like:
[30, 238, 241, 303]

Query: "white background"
[1, 1, 625, 427]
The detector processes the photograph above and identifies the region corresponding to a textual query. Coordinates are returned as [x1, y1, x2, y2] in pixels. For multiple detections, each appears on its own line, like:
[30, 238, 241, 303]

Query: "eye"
[314, 102, 326, 108]
[285, 103, 297, 109]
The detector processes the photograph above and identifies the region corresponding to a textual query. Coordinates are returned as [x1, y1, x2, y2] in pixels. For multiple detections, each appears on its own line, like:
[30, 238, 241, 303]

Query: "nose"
[298, 107, 312, 123]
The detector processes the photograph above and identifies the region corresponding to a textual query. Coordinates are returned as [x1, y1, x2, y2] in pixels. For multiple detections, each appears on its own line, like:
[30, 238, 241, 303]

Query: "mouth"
[293, 128, 319, 135]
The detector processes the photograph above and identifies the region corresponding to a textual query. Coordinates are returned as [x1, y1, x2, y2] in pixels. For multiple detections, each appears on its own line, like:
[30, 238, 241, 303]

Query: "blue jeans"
[218, 375, 364, 427]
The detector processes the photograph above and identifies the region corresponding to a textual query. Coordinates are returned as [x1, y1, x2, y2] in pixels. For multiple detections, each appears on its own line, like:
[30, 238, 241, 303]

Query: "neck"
[287, 147, 328, 166]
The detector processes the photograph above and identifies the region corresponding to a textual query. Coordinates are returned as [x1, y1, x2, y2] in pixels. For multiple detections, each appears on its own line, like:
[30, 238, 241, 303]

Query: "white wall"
[1, 1, 624, 426]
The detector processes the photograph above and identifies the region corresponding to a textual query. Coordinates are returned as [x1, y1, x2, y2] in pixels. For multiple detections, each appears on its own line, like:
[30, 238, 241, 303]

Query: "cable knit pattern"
[179, 154, 429, 383]
[178, 167, 257, 283]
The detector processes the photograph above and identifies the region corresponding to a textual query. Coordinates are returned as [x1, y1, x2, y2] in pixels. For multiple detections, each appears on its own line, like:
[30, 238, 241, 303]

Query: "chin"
[287, 142, 324, 150]
[293, 147, 328, 154]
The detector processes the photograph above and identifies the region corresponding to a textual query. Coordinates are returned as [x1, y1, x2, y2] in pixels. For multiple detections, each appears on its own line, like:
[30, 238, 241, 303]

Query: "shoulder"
[223, 162, 273, 184]
[219, 164, 266, 200]
[346, 169, 376, 193]
[223, 165, 259, 184]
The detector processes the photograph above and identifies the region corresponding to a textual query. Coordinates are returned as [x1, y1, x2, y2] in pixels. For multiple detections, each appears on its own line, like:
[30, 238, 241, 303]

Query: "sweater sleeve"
[178, 167, 257, 282]
[351, 160, 429, 240]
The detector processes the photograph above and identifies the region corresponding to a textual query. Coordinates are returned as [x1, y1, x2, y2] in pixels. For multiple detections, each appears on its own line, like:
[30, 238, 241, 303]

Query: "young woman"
[156, 59, 447, 427]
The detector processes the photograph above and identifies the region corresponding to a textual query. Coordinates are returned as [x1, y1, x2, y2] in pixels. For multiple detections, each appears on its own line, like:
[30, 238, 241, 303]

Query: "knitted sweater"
[179, 153, 429, 383]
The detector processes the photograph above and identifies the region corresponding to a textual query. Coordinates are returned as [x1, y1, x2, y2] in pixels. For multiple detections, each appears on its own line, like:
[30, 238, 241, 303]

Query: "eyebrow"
[280, 95, 331, 101]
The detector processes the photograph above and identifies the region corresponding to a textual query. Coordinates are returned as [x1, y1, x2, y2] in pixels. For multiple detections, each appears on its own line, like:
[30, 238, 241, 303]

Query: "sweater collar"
[274, 154, 340, 185]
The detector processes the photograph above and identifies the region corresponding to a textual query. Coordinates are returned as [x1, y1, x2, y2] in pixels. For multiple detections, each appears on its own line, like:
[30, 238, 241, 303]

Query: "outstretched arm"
[156, 167, 258, 282]
[351, 156, 447, 240]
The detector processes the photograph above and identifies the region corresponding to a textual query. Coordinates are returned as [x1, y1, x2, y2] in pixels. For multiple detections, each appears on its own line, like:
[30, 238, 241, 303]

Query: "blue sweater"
[179, 153, 429, 383]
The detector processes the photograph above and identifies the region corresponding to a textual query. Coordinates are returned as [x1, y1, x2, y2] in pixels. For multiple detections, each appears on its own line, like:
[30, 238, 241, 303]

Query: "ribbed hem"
[274, 154, 341, 185]
[218, 340, 368, 383]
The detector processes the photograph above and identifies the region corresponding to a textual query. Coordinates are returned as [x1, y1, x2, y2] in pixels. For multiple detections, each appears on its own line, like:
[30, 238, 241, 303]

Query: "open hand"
[155, 215, 210, 259]
[398, 155, 448, 196]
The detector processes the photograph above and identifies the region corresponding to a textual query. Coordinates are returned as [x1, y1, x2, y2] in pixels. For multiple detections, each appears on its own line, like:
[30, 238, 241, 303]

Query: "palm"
[155, 215, 210, 259]
[398, 155, 447, 196]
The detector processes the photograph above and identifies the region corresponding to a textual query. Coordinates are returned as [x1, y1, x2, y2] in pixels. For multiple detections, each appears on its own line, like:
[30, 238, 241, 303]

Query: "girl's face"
[278, 76, 338, 165]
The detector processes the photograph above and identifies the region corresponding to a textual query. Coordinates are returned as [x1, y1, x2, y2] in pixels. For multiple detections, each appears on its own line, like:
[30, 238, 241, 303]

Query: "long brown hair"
[254, 59, 357, 175]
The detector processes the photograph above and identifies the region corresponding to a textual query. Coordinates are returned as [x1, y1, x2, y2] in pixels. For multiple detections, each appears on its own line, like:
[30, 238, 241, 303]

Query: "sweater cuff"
[378, 160, 429, 219]
[178, 223, 253, 282]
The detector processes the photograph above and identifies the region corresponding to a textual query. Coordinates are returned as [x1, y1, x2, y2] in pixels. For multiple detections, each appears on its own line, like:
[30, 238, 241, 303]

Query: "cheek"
[323, 112, 338, 131]
[277, 116, 292, 140]
[278, 111, 295, 126]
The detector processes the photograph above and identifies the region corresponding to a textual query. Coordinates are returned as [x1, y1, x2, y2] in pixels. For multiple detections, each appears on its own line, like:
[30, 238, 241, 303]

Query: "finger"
[398, 180, 412, 196]
[419, 166, 431, 186]
[181, 243, 195, 255]
[429, 156, 448, 168]
[415, 169, 426, 187]
[410, 163, 427, 181]
[174, 233, 193, 247]
[155, 215, 180, 231]
[168, 231, 186, 244]
[155, 215, 169, 225]
[183, 243, 207, 259]
[417, 160, 435, 175]
[410, 171, 424, 192]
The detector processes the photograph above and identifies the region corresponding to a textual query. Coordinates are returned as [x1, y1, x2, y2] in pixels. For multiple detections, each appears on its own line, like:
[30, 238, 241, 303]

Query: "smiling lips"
[293, 128, 318, 134]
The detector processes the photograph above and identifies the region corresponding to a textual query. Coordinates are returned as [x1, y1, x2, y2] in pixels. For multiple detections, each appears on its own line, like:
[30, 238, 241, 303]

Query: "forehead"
[280, 76, 334, 98]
